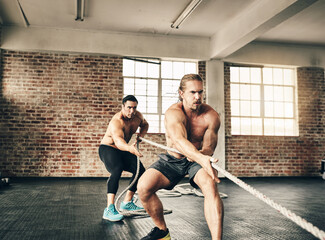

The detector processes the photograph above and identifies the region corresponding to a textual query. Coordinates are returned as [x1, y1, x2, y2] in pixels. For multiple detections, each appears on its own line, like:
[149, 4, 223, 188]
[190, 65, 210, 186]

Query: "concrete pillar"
[206, 60, 226, 177]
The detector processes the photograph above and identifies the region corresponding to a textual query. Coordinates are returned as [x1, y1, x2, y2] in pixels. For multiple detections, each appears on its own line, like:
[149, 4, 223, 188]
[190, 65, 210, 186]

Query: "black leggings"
[98, 144, 145, 194]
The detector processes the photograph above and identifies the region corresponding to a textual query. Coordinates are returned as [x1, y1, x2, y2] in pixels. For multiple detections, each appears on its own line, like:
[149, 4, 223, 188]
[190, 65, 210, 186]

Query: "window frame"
[230, 65, 299, 136]
[123, 57, 198, 133]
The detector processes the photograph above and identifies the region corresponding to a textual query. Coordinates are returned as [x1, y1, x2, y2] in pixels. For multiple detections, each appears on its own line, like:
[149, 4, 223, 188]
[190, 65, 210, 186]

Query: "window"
[230, 66, 298, 136]
[123, 58, 197, 133]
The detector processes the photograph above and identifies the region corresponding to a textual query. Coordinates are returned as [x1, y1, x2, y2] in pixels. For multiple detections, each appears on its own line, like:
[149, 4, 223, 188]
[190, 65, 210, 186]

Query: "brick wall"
[0, 50, 206, 177]
[225, 64, 325, 177]
[0, 51, 123, 176]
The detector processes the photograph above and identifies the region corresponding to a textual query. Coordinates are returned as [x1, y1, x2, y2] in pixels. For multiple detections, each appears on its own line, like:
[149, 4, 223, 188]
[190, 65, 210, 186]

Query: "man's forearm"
[199, 148, 214, 156]
[174, 138, 207, 165]
[114, 138, 131, 152]
[138, 125, 149, 138]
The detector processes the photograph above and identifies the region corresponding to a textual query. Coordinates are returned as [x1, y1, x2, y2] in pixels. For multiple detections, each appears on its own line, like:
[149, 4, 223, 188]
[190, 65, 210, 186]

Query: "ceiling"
[0, 0, 325, 58]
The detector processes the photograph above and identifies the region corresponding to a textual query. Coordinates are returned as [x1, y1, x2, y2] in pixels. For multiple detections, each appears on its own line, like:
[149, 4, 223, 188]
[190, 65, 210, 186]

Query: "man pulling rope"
[137, 74, 223, 240]
[99, 95, 149, 222]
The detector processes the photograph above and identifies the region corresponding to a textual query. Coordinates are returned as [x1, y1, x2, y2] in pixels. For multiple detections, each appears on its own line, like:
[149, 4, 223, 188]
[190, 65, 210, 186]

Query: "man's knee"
[137, 175, 152, 200]
[196, 174, 218, 196]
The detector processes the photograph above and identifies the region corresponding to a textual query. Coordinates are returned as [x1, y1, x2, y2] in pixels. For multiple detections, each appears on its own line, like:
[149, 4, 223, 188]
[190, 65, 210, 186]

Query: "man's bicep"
[140, 117, 149, 128]
[111, 121, 125, 139]
[201, 116, 220, 153]
[165, 111, 187, 139]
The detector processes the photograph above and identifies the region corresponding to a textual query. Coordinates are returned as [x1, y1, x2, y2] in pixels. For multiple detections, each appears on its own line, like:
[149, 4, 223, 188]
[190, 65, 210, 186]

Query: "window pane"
[161, 61, 172, 78]
[284, 87, 293, 102]
[147, 79, 158, 96]
[241, 118, 251, 135]
[251, 101, 260, 116]
[148, 63, 159, 78]
[123, 59, 134, 76]
[274, 86, 284, 101]
[285, 119, 294, 136]
[147, 97, 158, 113]
[231, 100, 240, 116]
[136, 96, 146, 112]
[274, 102, 284, 117]
[240, 85, 250, 100]
[264, 86, 273, 101]
[263, 68, 273, 84]
[265, 102, 274, 117]
[264, 119, 274, 135]
[162, 79, 179, 97]
[240, 100, 251, 116]
[252, 118, 262, 135]
[230, 67, 239, 82]
[251, 68, 261, 84]
[173, 62, 184, 79]
[251, 85, 260, 100]
[274, 119, 284, 136]
[144, 114, 159, 133]
[284, 103, 294, 118]
[231, 84, 240, 99]
[231, 117, 240, 135]
[284, 69, 294, 85]
[162, 97, 178, 112]
[135, 79, 147, 95]
[273, 68, 283, 85]
[135, 61, 147, 77]
[240, 67, 250, 83]
[161, 115, 165, 133]
[123, 78, 134, 95]
[185, 62, 196, 74]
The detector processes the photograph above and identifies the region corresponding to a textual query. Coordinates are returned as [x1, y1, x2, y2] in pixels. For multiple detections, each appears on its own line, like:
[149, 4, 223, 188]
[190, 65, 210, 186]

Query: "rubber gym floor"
[0, 176, 324, 240]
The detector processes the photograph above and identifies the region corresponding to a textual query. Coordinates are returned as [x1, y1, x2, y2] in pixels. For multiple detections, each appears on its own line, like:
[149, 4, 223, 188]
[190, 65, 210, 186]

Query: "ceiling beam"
[1, 26, 210, 60]
[210, 0, 318, 59]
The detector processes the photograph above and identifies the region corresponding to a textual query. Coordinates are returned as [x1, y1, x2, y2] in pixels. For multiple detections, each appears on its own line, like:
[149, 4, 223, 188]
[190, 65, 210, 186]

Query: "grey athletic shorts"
[149, 153, 202, 190]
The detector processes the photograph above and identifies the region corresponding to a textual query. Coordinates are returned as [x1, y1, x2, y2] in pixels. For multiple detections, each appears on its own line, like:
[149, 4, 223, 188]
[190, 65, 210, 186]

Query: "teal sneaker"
[120, 199, 144, 211]
[103, 204, 124, 221]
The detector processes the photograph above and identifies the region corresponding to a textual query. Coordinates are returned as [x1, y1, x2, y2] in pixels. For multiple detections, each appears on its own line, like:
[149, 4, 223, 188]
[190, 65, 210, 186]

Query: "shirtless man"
[99, 95, 149, 222]
[138, 74, 223, 240]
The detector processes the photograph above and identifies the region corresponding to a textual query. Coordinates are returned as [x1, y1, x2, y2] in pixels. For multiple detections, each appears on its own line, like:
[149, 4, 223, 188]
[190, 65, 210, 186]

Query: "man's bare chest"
[123, 120, 140, 136]
[185, 118, 208, 141]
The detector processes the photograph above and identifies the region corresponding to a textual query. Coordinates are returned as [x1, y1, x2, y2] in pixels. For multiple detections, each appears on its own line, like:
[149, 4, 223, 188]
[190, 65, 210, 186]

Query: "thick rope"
[115, 141, 141, 216]
[139, 137, 325, 240]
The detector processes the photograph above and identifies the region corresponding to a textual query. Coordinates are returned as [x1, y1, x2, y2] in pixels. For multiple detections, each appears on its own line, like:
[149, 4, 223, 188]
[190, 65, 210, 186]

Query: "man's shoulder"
[110, 112, 124, 126]
[201, 104, 220, 120]
[202, 103, 218, 114]
[111, 111, 123, 121]
[201, 104, 220, 128]
[133, 111, 144, 122]
[167, 102, 182, 110]
[166, 102, 184, 114]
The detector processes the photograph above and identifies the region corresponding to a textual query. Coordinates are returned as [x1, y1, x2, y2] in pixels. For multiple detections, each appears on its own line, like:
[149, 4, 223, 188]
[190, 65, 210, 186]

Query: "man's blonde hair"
[178, 74, 203, 101]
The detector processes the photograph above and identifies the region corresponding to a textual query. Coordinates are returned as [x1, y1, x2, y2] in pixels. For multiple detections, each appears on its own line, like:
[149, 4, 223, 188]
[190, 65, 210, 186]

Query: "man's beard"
[191, 101, 201, 110]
